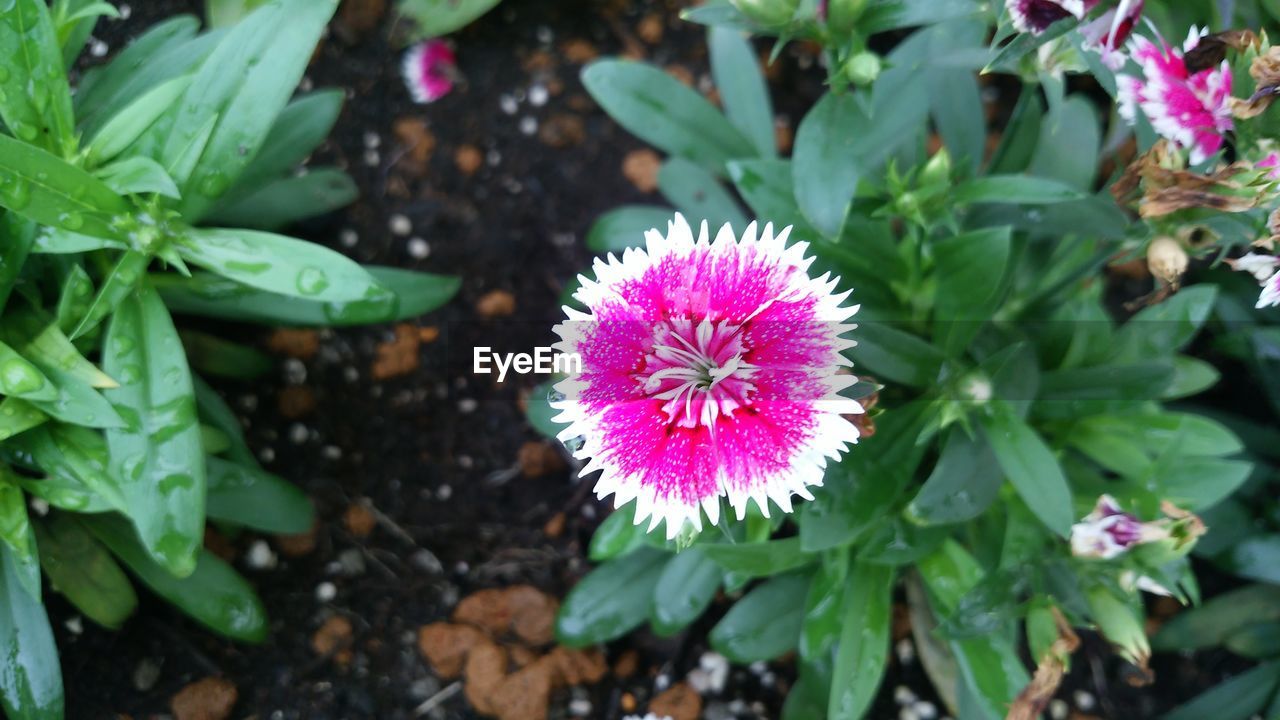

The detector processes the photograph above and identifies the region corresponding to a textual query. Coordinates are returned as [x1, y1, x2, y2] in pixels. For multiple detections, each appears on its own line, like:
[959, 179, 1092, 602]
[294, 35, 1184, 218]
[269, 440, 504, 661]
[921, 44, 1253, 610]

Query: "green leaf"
[1153, 585, 1280, 651]
[829, 561, 894, 720]
[862, 0, 982, 33]
[933, 227, 1011, 356]
[180, 330, 272, 381]
[397, 0, 501, 38]
[154, 0, 338, 221]
[0, 0, 75, 155]
[0, 133, 128, 241]
[708, 27, 775, 158]
[908, 427, 1002, 524]
[206, 457, 313, 534]
[0, 542, 63, 720]
[84, 75, 193, 166]
[581, 60, 755, 173]
[586, 205, 672, 253]
[727, 158, 810, 227]
[94, 156, 181, 198]
[155, 267, 459, 326]
[0, 340, 56, 402]
[651, 547, 722, 636]
[229, 90, 344, 196]
[848, 321, 946, 387]
[193, 376, 256, 468]
[952, 176, 1085, 205]
[525, 379, 568, 441]
[701, 537, 812, 578]
[1162, 356, 1220, 399]
[986, 86, 1044, 175]
[556, 547, 667, 646]
[205, 0, 270, 27]
[33, 513, 137, 629]
[69, 250, 150, 340]
[11, 425, 123, 510]
[0, 398, 46, 441]
[1163, 661, 1280, 720]
[980, 402, 1073, 537]
[589, 504, 648, 561]
[1225, 622, 1280, 659]
[658, 157, 748, 231]
[103, 283, 205, 578]
[75, 16, 208, 134]
[1028, 95, 1100, 190]
[54, 264, 94, 334]
[0, 213, 34, 314]
[180, 227, 383, 303]
[1222, 535, 1280, 585]
[792, 92, 868, 237]
[27, 363, 125, 429]
[1158, 456, 1252, 511]
[0, 473, 38, 599]
[204, 169, 357, 230]
[710, 572, 810, 662]
[1111, 286, 1217, 363]
[83, 514, 267, 642]
[928, 44, 985, 175]
[6, 311, 117, 389]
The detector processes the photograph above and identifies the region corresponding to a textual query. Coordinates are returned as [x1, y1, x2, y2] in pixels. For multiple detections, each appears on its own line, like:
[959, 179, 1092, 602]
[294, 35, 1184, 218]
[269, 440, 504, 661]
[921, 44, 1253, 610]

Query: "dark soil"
[54, 1, 1254, 718]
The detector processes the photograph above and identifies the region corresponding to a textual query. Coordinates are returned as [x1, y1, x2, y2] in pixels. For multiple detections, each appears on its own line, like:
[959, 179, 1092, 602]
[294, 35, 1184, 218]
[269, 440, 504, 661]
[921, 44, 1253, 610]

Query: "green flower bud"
[1086, 586, 1151, 676]
[920, 148, 953, 189]
[844, 50, 881, 85]
[825, 0, 869, 35]
[731, 0, 800, 28]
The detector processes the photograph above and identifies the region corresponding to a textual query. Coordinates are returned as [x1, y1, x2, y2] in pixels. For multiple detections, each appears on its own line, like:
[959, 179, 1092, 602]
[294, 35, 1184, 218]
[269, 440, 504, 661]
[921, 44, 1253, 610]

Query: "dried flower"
[1070, 495, 1170, 559]
[402, 40, 458, 104]
[1118, 28, 1234, 165]
[1006, 0, 1099, 34]
[1146, 236, 1188, 286]
[551, 215, 861, 537]
[1230, 45, 1280, 118]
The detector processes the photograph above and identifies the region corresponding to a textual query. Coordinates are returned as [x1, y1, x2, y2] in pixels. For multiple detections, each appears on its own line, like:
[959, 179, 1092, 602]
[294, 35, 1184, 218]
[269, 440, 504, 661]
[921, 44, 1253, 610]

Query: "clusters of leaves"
[526, 2, 1264, 718]
[0, 1, 457, 717]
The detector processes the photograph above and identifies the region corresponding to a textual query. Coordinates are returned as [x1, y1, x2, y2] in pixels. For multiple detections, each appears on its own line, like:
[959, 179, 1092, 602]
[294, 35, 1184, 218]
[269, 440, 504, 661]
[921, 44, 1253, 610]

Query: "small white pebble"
[568, 699, 592, 716]
[698, 652, 729, 693]
[654, 673, 671, 691]
[28, 498, 49, 517]
[895, 638, 916, 665]
[343, 366, 360, 383]
[913, 701, 937, 720]
[456, 455, 473, 470]
[289, 423, 309, 444]
[89, 38, 108, 57]
[458, 398, 478, 413]
[322, 445, 343, 460]
[259, 446, 276, 463]
[1049, 699, 1069, 720]
[1073, 690, 1096, 711]
[894, 686, 917, 706]
[454, 560, 469, 574]
[518, 116, 538, 135]
[65, 616, 83, 634]
[315, 582, 337, 602]
[118, 4, 132, 19]
[340, 228, 358, 247]
[299, 76, 314, 92]
[283, 358, 307, 385]
[363, 149, 380, 167]
[536, 25, 553, 44]
[407, 237, 430, 259]
[362, 131, 381, 149]
[899, 708, 919, 720]
[486, 149, 502, 166]
[499, 94, 518, 115]
[748, 661, 767, 675]
[437, 484, 453, 500]
[529, 84, 549, 107]
[246, 540, 277, 569]
[389, 214, 412, 236]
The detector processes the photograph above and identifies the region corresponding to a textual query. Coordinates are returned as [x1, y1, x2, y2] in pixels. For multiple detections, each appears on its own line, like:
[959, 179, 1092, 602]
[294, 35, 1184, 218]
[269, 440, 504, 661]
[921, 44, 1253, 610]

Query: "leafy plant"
[530, 7, 1253, 718]
[396, 0, 503, 40]
[0, 1, 457, 716]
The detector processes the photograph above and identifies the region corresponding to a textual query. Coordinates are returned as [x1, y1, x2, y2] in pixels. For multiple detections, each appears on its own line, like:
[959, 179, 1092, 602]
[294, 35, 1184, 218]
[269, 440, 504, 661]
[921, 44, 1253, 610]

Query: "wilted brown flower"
[1231, 45, 1280, 118]
[1113, 141, 1263, 218]
[1147, 237, 1189, 287]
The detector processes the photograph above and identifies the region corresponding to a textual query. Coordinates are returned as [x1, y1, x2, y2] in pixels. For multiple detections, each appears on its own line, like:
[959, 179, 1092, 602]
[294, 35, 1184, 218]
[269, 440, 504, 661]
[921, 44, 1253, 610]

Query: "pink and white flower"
[1070, 495, 1170, 559]
[1078, 0, 1143, 69]
[1007, 0, 1099, 34]
[402, 40, 458, 104]
[551, 215, 861, 537]
[1229, 252, 1280, 307]
[1118, 28, 1234, 165]
[1259, 152, 1280, 179]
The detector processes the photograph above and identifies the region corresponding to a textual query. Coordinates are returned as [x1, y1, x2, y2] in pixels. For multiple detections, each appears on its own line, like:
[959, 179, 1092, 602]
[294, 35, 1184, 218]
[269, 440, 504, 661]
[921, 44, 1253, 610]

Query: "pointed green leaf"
[34, 513, 137, 629]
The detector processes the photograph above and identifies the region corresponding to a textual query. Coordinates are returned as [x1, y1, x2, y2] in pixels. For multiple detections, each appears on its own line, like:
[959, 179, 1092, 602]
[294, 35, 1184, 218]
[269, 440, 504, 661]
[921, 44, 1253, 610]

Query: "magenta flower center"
[640, 318, 759, 429]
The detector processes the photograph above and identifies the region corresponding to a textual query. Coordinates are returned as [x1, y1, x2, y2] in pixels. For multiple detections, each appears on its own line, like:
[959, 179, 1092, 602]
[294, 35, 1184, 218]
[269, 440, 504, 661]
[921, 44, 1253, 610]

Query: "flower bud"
[731, 0, 800, 28]
[1070, 495, 1169, 560]
[844, 51, 882, 85]
[1146, 236, 1188, 286]
[920, 148, 952, 189]
[825, 0, 869, 34]
[1086, 586, 1151, 677]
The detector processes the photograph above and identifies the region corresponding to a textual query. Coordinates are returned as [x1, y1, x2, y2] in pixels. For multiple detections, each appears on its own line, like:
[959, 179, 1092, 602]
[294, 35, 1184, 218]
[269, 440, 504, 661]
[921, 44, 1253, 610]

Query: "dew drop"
[296, 267, 329, 296]
[58, 212, 84, 231]
[0, 359, 43, 395]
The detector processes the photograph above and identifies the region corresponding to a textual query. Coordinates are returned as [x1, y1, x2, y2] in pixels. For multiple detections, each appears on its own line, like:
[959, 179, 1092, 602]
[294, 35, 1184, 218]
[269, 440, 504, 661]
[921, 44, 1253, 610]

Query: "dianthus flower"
[1007, 0, 1098, 34]
[402, 40, 457, 104]
[1070, 495, 1170, 559]
[1228, 252, 1280, 307]
[551, 215, 861, 537]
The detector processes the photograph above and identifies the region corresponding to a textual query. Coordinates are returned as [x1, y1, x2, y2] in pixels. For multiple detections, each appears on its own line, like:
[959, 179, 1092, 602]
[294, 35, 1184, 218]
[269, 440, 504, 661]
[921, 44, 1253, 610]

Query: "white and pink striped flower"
[402, 40, 458, 104]
[1118, 28, 1234, 165]
[551, 215, 862, 537]
[1007, 0, 1099, 34]
[1070, 495, 1170, 559]
[1078, 0, 1144, 69]
[1228, 252, 1280, 307]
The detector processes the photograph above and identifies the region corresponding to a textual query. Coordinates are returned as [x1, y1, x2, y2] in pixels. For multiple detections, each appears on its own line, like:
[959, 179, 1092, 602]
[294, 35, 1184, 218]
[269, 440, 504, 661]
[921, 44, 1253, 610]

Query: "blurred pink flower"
[1070, 495, 1169, 559]
[1078, 0, 1143, 68]
[1259, 152, 1280, 179]
[550, 215, 861, 537]
[1007, 0, 1099, 34]
[1118, 28, 1234, 164]
[403, 40, 457, 104]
